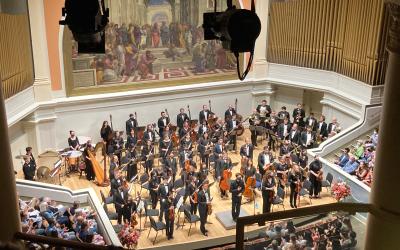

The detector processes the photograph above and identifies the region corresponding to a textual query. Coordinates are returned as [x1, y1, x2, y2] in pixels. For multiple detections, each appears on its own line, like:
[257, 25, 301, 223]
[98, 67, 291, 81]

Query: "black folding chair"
[183, 208, 200, 236]
[144, 200, 159, 228]
[321, 172, 334, 192]
[147, 216, 166, 245]
[271, 187, 285, 212]
[299, 180, 312, 205]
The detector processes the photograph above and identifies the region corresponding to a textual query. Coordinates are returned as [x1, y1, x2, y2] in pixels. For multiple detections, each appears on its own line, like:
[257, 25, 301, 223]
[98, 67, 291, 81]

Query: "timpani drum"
[67, 150, 82, 166]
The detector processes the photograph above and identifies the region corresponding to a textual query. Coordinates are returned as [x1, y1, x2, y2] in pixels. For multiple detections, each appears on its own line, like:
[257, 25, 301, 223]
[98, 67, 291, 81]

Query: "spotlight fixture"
[203, 0, 261, 80]
[59, 0, 109, 54]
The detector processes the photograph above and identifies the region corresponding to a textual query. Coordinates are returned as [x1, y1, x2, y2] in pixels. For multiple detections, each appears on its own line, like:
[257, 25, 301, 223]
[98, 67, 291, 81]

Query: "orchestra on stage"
[21, 99, 342, 240]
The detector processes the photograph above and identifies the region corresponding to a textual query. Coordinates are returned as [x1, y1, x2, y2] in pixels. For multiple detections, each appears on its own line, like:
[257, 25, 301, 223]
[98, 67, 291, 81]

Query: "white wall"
[273, 86, 304, 113]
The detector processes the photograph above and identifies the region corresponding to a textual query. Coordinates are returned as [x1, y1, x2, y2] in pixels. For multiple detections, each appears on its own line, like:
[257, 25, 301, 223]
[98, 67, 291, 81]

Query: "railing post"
[235, 222, 245, 250]
[0, 81, 21, 242]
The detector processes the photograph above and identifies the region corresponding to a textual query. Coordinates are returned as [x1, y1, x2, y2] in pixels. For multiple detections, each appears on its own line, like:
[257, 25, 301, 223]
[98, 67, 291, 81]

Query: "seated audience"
[334, 147, 350, 167]
[342, 155, 359, 174]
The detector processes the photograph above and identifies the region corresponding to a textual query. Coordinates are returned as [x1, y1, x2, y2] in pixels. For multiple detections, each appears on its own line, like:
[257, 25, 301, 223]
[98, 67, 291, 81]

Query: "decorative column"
[251, 0, 270, 79]
[27, 0, 52, 101]
[0, 81, 20, 242]
[365, 3, 400, 249]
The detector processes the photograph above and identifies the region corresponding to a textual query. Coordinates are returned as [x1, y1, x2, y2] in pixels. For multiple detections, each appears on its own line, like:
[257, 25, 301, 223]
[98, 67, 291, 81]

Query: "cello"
[243, 176, 256, 200]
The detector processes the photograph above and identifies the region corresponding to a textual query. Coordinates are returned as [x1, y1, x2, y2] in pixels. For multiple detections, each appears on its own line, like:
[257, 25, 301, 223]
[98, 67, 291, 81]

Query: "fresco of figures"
[71, 0, 237, 86]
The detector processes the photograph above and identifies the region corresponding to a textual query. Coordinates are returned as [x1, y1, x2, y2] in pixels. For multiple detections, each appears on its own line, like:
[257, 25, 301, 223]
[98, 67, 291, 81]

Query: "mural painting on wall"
[71, 0, 236, 88]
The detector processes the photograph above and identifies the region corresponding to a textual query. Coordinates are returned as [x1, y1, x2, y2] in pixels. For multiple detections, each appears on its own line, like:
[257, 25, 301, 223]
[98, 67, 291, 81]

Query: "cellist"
[216, 152, 232, 198]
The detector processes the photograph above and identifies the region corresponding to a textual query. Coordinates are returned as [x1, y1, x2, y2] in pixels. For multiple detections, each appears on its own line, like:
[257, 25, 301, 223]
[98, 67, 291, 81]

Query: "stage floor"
[27, 130, 337, 250]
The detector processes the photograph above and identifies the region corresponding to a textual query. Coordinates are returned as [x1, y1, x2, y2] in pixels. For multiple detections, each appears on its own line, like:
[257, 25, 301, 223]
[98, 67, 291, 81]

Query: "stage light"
[203, 0, 261, 81]
[59, 0, 109, 54]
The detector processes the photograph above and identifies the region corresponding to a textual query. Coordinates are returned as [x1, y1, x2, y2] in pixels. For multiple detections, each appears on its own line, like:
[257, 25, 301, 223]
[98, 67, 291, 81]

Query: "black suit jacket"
[177, 113, 190, 128]
[224, 108, 237, 120]
[239, 144, 254, 160]
[143, 131, 156, 143]
[300, 131, 316, 147]
[289, 130, 301, 145]
[277, 123, 292, 139]
[158, 117, 170, 132]
[257, 152, 274, 173]
[198, 125, 209, 137]
[305, 117, 317, 131]
[199, 110, 213, 123]
[327, 123, 339, 134]
[256, 104, 272, 117]
[230, 179, 245, 202]
[125, 119, 138, 134]
[197, 190, 208, 217]
[113, 190, 128, 212]
[317, 122, 328, 138]
[126, 135, 138, 149]
[216, 159, 232, 179]
[158, 183, 173, 200]
[292, 108, 305, 122]
[23, 163, 36, 180]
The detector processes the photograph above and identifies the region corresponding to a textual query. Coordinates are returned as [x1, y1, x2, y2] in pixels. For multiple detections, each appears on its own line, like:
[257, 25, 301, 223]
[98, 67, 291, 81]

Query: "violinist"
[160, 135, 173, 160]
[198, 180, 211, 236]
[179, 146, 193, 171]
[230, 173, 245, 222]
[249, 109, 261, 146]
[126, 129, 138, 149]
[125, 113, 138, 135]
[216, 152, 232, 198]
[198, 132, 211, 169]
[158, 111, 170, 139]
[288, 164, 302, 208]
[158, 176, 174, 222]
[261, 171, 276, 213]
[198, 120, 209, 138]
[141, 140, 154, 173]
[227, 114, 238, 151]
[180, 133, 193, 152]
[179, 120, 191, 139]
[165, 192, 176, 240]
[240, 138, 254, 161]
[276, 156, 289, 189]
[257, 146, 274, 176]
[143, 124, 156, 144]
[224, 104, 237, 121]
[123, 195, 137, 224]
[189, 176, 199, 215]
[177, 108, 190, 134]
[83, 140, 94, 181]
[212, 119, 225, 140]
[149, 171, 159, 209]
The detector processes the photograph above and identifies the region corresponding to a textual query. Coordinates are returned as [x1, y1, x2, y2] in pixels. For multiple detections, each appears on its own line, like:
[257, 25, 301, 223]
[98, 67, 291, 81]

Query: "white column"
[365, 3, 400, 249]
[251, 0, 270, 79]
[27, 0, 52, 102]
[0, 82, 20, 241]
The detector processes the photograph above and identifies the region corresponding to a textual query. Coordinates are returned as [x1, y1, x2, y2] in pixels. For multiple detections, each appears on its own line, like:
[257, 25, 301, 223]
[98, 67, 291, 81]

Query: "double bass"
[243, 176, 256, 200]
[219, 169, 232, 191]
[234, 98, 245, 136]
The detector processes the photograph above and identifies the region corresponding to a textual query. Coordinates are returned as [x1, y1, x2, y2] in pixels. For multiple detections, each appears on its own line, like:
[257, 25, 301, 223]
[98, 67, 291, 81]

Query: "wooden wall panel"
[267, 0, 389, 86]
[0, 14, 34, 99]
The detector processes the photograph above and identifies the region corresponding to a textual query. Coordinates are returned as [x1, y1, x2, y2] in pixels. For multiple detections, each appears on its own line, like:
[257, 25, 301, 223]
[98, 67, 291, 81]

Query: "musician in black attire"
[213, 138, 225, 160]
[177, 108, 190, 133]
[198, 181, 211, 236]
[149, 171, 159, 209]
[160, 135, 173, 161]
[249, 110, 261, 146]
[300, 126, 316, 149]
[143, 124, 156, 143]
[83, 140, 94, 181]
[123, 195, 137, 224]
[110, 170, 123, 194]
[165, 192, 176, 240]
[224, 104, 237, 121]
[279, 140, 293, 156]
[25, 147, 36, 166]
[158, 111, 170, 139]
[276, 156, 289, 189]
[289, 123, 301, 145]
[141, 140, 154, 173]
[244, 160, 256, 182]
[68, 130, 80, 150]
[100, 121, 113, 154]
[240, 138, 254, 161]
[23, 156, 36, 181]
[125, 113, 138, 135]
[256, 100, 272, 123]
[277, 118, 292, 140]
[316, 115, 329, 139]
[158, 176, 173, 222]
[226, 115, 238, 151]
[309, 155, 322, 198]
[230, 173, 245, 222]
[125, 147, 138, 181]
[125, 129, 137, 149]
[188, 176, 199, 215]
[288, 165, 302, 208]
[292, 103, 305, 127]
[164, 152, 178, 183]
[257, 146, 274, 176]
[113, 186, 128, 224]
[261, 171, 276, 213]
[199, 105, 213, 124]
[198, 120, 209, 138]
[179, 121, 191, 139]
[216, 153, 233, 198]
[198, 163, 209, 184]
[277, 106, 290, 124]
[268, 118, 279, 151]
[305, 113, 317, 131]
[109, 155, 120, 181]
[198, 132, 211, 169]
[113, 131, 124, 162]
